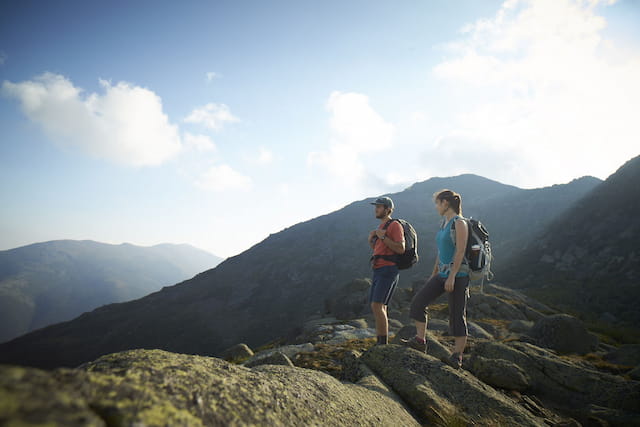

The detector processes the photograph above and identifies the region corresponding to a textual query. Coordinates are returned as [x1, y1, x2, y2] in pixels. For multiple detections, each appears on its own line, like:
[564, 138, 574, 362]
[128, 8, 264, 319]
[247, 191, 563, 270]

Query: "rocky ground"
[1, 280, 639, 426]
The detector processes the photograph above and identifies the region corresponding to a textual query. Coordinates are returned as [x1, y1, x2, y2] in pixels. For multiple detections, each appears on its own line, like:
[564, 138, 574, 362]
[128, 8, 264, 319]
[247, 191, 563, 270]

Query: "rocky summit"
[2, 283, 639, 426]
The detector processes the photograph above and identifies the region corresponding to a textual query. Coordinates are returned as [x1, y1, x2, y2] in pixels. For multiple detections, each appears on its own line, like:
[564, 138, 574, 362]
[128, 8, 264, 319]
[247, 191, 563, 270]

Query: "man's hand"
[368, 230, 377, 242]
[444, 275, 455, 293]
[375, 229, 386, 238]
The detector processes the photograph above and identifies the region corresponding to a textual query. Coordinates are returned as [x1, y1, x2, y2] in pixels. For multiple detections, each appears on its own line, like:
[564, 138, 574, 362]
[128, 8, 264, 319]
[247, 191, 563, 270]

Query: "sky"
[1, 0, 639, 258]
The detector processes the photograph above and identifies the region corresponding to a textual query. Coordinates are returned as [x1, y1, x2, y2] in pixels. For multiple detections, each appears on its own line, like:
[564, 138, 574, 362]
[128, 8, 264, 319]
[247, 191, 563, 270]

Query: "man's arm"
[382, 236, 405, 254]
[368, 230, 376, 249]
[380, 222, 405, 254]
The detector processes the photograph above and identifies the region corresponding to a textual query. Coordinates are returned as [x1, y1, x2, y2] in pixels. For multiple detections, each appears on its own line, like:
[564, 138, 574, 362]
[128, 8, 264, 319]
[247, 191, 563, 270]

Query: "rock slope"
[0, 348, 419, 427]
[2, 281, 640, 426]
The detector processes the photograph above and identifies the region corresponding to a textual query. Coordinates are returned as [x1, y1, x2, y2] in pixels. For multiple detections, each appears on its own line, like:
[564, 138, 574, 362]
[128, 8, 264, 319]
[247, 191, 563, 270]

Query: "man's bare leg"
[371, 302, 388, 342]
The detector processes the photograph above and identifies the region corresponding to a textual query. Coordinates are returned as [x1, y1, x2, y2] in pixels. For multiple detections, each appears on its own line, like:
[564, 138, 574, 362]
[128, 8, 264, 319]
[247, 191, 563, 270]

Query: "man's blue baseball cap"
[370, 196, 394, 209]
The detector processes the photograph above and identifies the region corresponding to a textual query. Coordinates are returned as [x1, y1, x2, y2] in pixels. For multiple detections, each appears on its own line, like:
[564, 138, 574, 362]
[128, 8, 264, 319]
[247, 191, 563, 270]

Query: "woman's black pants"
[409, 273, 470, 337]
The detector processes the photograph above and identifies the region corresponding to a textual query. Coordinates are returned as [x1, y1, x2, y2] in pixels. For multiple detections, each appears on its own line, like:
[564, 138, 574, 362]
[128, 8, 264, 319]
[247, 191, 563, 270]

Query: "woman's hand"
[444, 275, 455, 293]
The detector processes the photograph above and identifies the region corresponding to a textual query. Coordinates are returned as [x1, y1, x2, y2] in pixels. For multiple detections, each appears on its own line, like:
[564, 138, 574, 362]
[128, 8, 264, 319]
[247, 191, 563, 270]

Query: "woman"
[400, 189, 470, 369]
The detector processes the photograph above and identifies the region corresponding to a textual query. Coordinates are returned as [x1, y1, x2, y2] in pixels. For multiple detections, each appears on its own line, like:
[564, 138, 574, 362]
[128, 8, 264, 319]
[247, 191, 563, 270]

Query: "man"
[368, 196, 405, 345]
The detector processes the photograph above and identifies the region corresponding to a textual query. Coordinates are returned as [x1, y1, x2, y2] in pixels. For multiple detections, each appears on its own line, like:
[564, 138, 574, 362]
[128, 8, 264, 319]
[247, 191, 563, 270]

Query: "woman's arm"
[448, 219, 468, 277]
[431, 252, 439, 278]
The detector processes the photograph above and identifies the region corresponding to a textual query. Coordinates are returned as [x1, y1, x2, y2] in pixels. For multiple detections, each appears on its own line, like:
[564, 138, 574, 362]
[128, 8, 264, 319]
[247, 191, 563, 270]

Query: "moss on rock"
[0, 348, 420, 426]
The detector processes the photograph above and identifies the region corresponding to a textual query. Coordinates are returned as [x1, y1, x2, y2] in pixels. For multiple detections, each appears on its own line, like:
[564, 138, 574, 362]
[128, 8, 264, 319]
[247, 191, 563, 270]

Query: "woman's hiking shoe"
[449, 352, 463, 369]
[399, 335, 427, 353]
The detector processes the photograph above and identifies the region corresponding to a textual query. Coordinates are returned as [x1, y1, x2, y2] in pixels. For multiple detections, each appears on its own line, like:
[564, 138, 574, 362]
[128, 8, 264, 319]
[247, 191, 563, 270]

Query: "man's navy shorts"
[369, 264, 399, 305]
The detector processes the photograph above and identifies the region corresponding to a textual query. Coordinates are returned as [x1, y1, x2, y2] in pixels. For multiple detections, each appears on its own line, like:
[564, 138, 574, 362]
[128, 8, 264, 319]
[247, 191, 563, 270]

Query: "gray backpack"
[450, 215, 494, 292]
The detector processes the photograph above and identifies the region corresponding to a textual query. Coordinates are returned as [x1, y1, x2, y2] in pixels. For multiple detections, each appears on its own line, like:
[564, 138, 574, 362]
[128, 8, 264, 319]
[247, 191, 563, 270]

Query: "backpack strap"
[383, 218, 397, 230]
[371, 219, 401, 264]
[372, 218, 400, 243]
[449, 215, 470, 267]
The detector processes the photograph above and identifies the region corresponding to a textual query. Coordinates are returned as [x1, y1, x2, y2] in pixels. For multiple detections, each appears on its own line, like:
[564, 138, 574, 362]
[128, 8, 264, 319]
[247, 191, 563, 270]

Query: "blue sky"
[1, 0, 639, 258]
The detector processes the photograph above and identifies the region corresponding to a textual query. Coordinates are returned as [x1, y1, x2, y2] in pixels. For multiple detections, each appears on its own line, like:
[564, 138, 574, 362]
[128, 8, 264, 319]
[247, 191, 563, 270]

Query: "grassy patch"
[474, 318, 510, 328]
[254, 338, 286, 353]
[293, 337, 377, 379]
[559, 352, 634, 375]
[586, 322, 640, 346]
[225, 355, 251, 365]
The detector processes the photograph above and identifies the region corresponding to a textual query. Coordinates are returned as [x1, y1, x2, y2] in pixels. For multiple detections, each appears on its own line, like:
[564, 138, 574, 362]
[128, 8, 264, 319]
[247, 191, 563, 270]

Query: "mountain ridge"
[0, 239, 223, 343]
[501, 154, 640, 327]
[0, 170, 604, 369]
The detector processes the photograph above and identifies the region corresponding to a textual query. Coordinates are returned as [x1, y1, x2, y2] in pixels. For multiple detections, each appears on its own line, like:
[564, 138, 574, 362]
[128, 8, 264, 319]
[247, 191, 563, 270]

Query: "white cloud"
[194, 164, 252, 192]
[1, 72, 182, 166]
[184, 102, 239, 131]
[183, 132, 216, 152]
[308, 91, 394, 182]
[256, 147, 273, 164]
[430, 0, 640, 187]
[245, 146, 274, 165]
[205, 71, 220, 83]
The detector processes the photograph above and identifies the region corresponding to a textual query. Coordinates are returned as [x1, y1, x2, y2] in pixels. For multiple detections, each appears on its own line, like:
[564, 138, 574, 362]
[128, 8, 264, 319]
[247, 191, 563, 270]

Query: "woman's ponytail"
[433, 189, 463, 215]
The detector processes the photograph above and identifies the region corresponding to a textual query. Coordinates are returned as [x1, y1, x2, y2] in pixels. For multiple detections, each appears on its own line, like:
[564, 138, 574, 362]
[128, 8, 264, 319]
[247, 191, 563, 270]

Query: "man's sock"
[377, 335, 388, 345]
[415, 335, 426, 344]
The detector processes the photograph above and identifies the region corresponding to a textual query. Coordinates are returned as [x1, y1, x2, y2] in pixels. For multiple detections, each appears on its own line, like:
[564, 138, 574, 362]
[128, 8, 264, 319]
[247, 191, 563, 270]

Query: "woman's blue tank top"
[436, 215, 468, 278]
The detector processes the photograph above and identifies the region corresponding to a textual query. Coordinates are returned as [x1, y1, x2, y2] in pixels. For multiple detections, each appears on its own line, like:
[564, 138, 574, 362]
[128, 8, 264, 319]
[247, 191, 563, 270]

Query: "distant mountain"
[0, 240, 223, 343]
[500, 154, 640, 326]
[0, 173, 601, 369]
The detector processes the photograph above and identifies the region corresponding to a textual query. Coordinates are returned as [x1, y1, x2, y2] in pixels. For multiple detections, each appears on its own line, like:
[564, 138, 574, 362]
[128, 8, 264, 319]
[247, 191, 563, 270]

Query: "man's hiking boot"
[399, 335, 427, 353]
[449, 352, 463, 369]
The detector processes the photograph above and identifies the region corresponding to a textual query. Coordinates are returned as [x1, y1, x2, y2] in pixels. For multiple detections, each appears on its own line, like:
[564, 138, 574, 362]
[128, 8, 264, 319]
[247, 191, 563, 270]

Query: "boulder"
[401, 319, 493, 340]
[484, 283, 555, 314]
[346, 318, 368, 329]
[1, 348, 421, 426]
[341, 349, 418, 414]
[426, 318, 449, 332]
[391, 325, 451, 362]
[509, 319, 534, 334]
[529, 314, 598, 355]
[629, 365, 640, 381]
[521, 305, 546, 322]
[473, 340, 640, 417]
[300, 318, 379, 344]
[302, 316, 338, 333]
[360, 344, 544, 426]
[467, 321, 494, 339]
[604, 344, 640, 367]
[0, 365, 104, 426]
[388, 318, 404, 329]
[221, 342, 254, 361]
[244, 350, 294, 368]
[323, 327, 377, 344]
[243, 343, 314, 366]
[586, 404, 640, 427]
[473, 320, 505, 339]
[467, 293, 529, 320]
[599, 312, 617, 324]
[467, 354, 530, 391]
